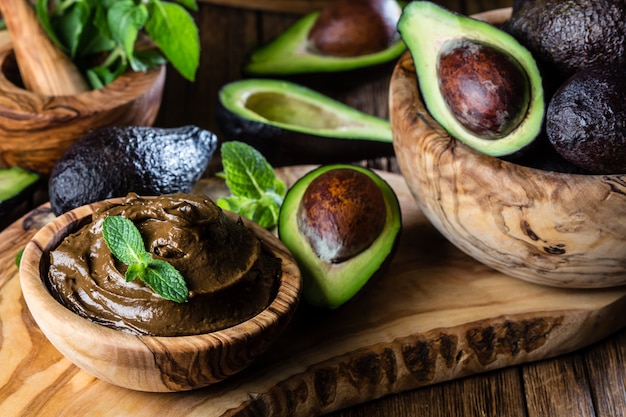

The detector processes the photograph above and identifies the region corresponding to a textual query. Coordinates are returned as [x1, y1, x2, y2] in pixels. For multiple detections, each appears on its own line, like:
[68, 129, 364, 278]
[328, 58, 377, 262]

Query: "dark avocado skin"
[502, 0, 626, 79]
[215, 101, 394, 167]
[546, 66, 626, 174]
[49, 125, 218, 215]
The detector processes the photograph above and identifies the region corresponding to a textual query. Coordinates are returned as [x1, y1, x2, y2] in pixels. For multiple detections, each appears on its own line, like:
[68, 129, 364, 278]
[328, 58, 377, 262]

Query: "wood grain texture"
[0, 49, 166, 174]
[0, 0, 89, 95]
[1, 167, 626, 416]
[19, 200, 301, 393]
[389, 14, 626, 288]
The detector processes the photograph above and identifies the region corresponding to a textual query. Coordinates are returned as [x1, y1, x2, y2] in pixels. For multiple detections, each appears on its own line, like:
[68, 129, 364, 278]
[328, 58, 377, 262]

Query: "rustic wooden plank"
[522, 354, 596, 416]
[584, 331, 626, 416]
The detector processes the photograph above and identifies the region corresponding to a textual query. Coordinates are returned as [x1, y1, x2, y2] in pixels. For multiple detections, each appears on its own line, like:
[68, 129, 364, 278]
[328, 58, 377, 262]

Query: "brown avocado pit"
[438, 40, 530, 139]
[307, 0, 402, 57]
[297, 168, 386, 263]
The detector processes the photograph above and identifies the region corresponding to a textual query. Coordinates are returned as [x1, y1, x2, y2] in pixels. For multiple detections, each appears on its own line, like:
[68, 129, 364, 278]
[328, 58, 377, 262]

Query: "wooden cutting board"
[1, 166, 626, 417]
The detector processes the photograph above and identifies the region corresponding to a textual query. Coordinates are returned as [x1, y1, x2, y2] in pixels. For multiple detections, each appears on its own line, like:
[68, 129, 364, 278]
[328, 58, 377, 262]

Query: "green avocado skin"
[0, 167, 39, 217]
[278, 164, 402, 309]
[216, 101, 394, 166]
[48, 125, 218, 216]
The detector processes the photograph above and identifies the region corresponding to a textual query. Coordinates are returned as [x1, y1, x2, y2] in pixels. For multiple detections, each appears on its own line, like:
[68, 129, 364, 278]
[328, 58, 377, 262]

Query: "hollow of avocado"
[243, 0, 406, 77]
[278, 164, 402, 309]
[216, 79, 394, 166]
[397, 1, 544, 157]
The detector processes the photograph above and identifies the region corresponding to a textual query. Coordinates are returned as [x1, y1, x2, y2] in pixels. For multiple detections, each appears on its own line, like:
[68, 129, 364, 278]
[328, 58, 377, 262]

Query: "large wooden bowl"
[389, 8, 626, 288]
[0, 48, 166, 174]
[19, 198, 302, 392]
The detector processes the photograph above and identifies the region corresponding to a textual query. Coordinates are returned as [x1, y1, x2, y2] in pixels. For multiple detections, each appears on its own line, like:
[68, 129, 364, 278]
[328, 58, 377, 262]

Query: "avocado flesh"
[48, 125, 218, 216]
[397, 2, 544, 157]
[219, 79, 392, 139]
[278, 165, 401, 309]
[0, 167, 39, 216]
[216, 79, 394, 165]
[244, 12, 406, 75]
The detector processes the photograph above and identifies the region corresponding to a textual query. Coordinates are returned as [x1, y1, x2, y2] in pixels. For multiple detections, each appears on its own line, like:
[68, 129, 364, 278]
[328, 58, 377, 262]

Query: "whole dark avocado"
[49, 125, 217, 215]
[278, 164, 401, 309]
[397, 2, 544, 157]
[216, 79, 394, 166]
[546, 65, 626, 174]
[503, 0, 626, 79]
[243, 0, 405, 77]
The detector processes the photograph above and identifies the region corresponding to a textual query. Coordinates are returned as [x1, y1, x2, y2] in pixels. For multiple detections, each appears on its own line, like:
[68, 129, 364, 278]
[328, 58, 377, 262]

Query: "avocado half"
[278, 164, 401, 309]
[243, 10, 406, 76]
[398, 2, 544, 157]
[216, 79, 394, 166]
[0, 167, 39, 217]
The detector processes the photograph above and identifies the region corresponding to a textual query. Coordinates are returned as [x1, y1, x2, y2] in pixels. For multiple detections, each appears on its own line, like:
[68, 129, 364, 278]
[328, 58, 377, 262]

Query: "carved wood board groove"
[1, 166, 625, 416]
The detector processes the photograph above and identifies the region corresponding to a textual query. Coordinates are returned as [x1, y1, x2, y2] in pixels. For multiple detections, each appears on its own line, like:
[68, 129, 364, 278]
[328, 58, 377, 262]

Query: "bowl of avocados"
[0, 47, 166, 175]
[389, 2, 626, 288]
[19, 193, 302, 392]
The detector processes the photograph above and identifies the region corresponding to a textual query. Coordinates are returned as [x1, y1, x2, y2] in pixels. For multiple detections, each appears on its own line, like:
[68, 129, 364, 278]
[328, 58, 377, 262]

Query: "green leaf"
[220, 141, 286, 200]
[172, 0, 198, 11]
[217, 141, 286, 229]
[53, 0, 91, 57]
[143, 260, 189, 303]
[102, 216, 149, 266]
[101, 215, 189, 303]
[145, 1, 199, 81]
[107, 1, 149, 69]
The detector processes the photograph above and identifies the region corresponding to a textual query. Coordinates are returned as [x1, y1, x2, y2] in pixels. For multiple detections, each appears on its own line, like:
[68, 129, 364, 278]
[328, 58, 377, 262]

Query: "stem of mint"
[102, 215, 188, 303]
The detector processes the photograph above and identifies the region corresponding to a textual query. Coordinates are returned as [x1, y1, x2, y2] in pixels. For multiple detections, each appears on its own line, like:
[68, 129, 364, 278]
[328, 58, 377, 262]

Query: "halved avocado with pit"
[216, 79, 394, 166]
[278, 164, 402, 309]
[243, 9, 406, 76]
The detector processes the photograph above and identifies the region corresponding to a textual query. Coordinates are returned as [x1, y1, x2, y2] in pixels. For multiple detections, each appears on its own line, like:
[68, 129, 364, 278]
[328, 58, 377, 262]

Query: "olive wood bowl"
[0, 48, 166, 174]
[389, 8, 626, 288]
[19, 198, 302, 392]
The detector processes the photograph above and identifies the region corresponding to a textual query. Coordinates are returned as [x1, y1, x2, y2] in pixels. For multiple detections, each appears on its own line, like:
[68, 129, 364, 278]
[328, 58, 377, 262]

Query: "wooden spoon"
[0, 0, 90, 95]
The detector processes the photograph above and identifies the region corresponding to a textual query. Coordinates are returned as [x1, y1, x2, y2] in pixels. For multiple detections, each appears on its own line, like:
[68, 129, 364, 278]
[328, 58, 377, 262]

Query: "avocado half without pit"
[278, 165, 401, 309]
[0, 166, 39, 217]
[397, 1, 544, 157]
[216, 79, 394, 166]
[243, 0, 406, 76]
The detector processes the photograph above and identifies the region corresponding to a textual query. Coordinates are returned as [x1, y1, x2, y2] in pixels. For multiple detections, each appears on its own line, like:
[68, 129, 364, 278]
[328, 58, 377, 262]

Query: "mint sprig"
[217, 141, 286, 229]
[102, 215, 188, 303]
[36, 0, 200, 89]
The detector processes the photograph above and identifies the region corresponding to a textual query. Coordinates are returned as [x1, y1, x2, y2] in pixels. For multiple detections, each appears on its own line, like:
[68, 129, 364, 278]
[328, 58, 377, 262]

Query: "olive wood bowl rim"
[19, 197, 302, 390]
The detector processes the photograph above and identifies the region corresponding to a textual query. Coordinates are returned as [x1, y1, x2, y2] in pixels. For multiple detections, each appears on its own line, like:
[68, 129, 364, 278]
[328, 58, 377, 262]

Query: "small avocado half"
[243, 8, 406, 76]
[278, 164, 401, 309]
[398, 2, 544, 157]
[0, 167, 39, 217]
[216, 79, 394, 166]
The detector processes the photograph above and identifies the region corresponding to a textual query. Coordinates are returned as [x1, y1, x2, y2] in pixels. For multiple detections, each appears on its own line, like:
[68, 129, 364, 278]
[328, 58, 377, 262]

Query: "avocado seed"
[437, 40, 530, 139]
[297, 168, 386, 263]
[307, 0, 401, 57]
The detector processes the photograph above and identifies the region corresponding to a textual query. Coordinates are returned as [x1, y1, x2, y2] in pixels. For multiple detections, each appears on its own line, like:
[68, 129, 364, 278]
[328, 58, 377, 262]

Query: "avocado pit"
[438, 40, 530, 139]
[297, 168, 386, 263]
[307, 0, 401, 57]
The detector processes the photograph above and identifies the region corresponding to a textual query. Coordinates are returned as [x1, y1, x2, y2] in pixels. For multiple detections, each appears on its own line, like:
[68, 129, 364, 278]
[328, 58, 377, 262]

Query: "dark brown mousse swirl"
[47, 193, 281, 336]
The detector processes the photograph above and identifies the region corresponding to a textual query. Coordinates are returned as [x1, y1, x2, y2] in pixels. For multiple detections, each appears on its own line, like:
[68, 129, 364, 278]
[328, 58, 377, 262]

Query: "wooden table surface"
[2, 1, 625, 416]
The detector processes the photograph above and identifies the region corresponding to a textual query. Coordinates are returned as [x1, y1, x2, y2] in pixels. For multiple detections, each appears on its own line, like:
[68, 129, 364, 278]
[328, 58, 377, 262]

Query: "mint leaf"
[217, 141, 286, 229]
[143, 260, 188, 303]
[102, 216, 149, 266]
[102, 215, 189, 303]
[107, 1, 149, 71]
[145, 1, 199, 81]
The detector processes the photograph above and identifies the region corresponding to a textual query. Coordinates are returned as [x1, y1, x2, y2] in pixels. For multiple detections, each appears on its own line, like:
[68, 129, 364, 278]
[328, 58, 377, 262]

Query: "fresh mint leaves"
[36, 0, 200, 89]
[217, 141, 286, 229]
[102, 215, 188, 303]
